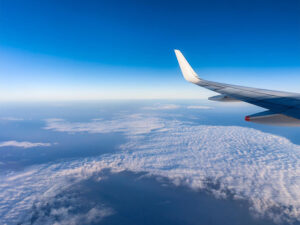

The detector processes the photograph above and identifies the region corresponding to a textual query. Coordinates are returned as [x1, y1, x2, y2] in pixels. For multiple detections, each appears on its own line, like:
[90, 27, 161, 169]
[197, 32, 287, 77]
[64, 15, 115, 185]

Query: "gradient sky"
[0, 0, 300, 100]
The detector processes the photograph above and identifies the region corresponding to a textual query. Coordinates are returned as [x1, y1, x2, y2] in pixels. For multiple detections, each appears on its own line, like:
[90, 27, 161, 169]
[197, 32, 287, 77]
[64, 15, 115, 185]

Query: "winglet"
[174, 50, 201, 84]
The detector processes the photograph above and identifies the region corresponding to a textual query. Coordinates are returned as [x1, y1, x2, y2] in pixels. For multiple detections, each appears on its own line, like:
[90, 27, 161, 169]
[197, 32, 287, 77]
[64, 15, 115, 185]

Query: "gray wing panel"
[198, 80, 300, 119]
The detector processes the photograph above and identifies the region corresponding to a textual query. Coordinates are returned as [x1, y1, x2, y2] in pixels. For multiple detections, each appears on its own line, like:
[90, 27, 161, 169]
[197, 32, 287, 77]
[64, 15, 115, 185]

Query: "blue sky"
[0, 0, 300, 100]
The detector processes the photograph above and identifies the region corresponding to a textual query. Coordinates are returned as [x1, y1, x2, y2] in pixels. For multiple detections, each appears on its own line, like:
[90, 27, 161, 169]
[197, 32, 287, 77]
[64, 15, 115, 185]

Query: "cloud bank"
[187, 105, 212, 109]
[142, 104, 212, 110]
[1, 114, 300, 224]
[44, 114, 166, 135]
[142, 104, 180, 110]
[0, 140, 51, 148]
[0, 117, 24, 121]
[117, 124, 300, 223]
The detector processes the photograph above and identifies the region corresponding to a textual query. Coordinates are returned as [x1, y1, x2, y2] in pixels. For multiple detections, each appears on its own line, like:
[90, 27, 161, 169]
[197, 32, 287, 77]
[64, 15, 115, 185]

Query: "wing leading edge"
[174, 50, 300, 126]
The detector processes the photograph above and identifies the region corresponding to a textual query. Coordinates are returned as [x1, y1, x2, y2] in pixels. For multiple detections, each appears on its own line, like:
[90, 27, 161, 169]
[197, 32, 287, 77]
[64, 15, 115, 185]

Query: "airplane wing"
[174, 50, 300, 126]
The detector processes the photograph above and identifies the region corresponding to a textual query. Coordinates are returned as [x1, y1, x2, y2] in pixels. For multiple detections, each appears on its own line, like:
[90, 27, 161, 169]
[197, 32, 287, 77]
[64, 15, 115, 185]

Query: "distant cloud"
[0, 140, 51, 148]
[186, 105, 212, 109]
[0, 117, 23, 121]
[1, 114, 300, 224]
[142, 104, 213, 110]
[44, 114, 165, 135]
[142, 104, 180, 110]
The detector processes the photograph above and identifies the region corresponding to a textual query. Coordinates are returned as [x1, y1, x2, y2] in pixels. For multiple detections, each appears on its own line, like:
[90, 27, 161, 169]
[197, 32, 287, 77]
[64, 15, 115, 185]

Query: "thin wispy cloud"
[44, 114, 166, 135]
[186, 105, 212, 109]
[142, 104, 213, 110]
[52, 206, 113, 225]
[0, 159, 115, 224]
[142, 104, 180, 110]
[0, 117, 24, 121]
[30, 193, 114, 225]
[0, 141, 51, 148]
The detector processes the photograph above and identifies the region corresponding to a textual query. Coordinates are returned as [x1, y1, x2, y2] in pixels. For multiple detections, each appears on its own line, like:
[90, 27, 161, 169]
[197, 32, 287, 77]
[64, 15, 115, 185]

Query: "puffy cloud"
[116, 124, 300, 223]
[0, 140, 51, 148]
[1, 114, 300, 224]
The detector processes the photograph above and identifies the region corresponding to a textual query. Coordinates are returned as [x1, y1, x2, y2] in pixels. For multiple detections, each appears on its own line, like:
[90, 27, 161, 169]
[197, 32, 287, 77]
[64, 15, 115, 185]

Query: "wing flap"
[245, 110, 300, 126]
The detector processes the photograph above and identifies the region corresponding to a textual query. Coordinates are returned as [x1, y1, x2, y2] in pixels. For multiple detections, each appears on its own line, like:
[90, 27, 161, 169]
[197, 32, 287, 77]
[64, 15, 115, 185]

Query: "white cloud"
[44, 114, 166, 135]
[186, 105, 212, 109]
[0, 140, 51, 148]
[1, 114, 300, 224]
[32, 195, 114, 225]
[142, 104, 180, 110]
[0, 159, 115, 224]
[53, 206, 113, 225]
[116, 124, 300, 223]
[0, 117, 23, 121]
[142, 104, 213, 110]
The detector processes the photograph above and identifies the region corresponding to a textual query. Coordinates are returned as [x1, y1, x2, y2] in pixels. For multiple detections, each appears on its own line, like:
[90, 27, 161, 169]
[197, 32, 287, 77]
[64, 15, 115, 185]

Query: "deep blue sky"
[0, 0, 300, 100]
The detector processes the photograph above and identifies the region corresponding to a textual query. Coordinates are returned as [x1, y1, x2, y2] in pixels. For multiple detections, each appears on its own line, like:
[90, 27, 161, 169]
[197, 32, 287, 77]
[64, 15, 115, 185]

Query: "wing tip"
[174, 49, 200, 84]
[174, 49, 182, 58]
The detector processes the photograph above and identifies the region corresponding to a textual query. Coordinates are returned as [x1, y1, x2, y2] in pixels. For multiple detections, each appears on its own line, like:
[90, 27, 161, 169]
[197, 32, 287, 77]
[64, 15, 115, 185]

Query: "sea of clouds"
[0, 112, 300, 224]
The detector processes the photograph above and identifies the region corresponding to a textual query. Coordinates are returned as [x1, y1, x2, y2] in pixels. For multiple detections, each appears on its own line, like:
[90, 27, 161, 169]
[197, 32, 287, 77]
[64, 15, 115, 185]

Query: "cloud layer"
[186, 105, 213, 109]
[44, 114, 165, 135]
[1, 114, 300, 224]
[0, 117, 24, 121]
[0, 140, 51, 148]
[117, 124, 300, 223]
[142, 104, 212, 110]
[142, 104, 181, 110]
